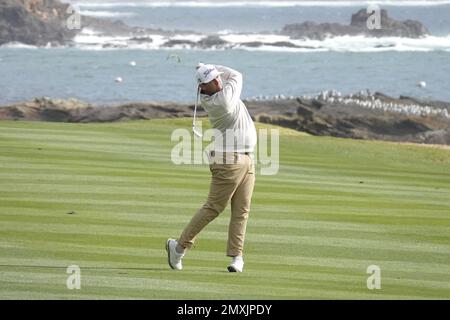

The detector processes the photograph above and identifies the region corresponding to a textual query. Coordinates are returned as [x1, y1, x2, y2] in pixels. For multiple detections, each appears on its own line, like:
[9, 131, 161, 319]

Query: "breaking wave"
[71, 29, 450, 52]
[79, 10, 137, 17]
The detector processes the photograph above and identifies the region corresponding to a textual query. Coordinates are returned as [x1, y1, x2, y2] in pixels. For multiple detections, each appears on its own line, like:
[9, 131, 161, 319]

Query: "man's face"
[199, 77, 222, 96]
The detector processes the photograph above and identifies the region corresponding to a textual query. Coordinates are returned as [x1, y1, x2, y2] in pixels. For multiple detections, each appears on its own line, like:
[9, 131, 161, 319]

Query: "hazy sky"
[61, 0, 450, 7]
[64, 0, 449, 2]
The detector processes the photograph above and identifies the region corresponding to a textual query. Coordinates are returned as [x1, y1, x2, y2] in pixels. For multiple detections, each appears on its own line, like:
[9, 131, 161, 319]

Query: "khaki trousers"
[178, 153, 255, 257]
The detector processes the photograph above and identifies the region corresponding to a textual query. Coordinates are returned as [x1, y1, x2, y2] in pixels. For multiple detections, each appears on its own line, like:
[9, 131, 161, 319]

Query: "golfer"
[166, 64, 257, 272]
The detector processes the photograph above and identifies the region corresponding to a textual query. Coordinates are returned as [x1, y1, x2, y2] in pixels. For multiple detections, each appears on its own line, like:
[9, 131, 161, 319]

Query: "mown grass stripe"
[1, 119, 449, 299]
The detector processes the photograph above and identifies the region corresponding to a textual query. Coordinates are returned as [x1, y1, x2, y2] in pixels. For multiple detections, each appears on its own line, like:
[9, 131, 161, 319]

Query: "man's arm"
[215, 65, 243, 111]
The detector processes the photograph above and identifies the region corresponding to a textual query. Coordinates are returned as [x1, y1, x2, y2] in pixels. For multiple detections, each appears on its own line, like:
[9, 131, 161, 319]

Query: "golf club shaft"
[193, 86, 200, 126]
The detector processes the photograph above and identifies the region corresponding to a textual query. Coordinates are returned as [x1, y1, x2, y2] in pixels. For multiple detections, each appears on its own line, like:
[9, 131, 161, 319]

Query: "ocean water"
[1, 0, 450, 105]
[75, 1, 450, 35]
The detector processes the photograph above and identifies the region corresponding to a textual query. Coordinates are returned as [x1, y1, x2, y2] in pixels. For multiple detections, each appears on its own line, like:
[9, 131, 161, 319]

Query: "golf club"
[193, 86, 203, 138]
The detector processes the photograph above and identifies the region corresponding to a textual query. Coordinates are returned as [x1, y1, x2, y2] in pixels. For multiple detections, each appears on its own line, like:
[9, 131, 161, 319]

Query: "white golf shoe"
[227, 256, 244, 273]
[166, 239, 184, 270]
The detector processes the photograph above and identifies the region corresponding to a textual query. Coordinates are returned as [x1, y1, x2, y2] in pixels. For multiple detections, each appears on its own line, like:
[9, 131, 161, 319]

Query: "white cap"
[196, 64, 223, 84]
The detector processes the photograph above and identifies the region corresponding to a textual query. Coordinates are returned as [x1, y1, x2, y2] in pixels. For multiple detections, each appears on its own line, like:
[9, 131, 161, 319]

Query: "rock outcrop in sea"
[281, 9, 429, 40]
[0, 0, 170, 46]
[0, 0, 77, 46]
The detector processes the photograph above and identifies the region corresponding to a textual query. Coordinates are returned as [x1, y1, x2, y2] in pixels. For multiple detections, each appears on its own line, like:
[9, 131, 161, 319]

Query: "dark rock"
[296, 105, 314, 118]
[311, 99, 325, 110]
[349, 117, 430, 136]
[240, 41, 263, 48]
[282, 21, 358, 40]
[350, 10, 429, 38]
[239, 41, 316, 49]
[374, 44, 395, 48]
[163, 39, 196, 47]
[101, 43, 127, 49]
[269, 41, 300, 48]
[1, 92, 450, 146]
[129, 36, 153, 43]
[0, 0, 171, 47]
[399, 95, 423, 105]
[40, 108, 71, 122]
[0, 0, 77, 46]
[282, 9, 429, 40]
[80, 16, 139, 37]
[256, 113, 273, 124]
[197, 35, 228, 48]
[163, 36, 228, 49]
[374, 92, 396, 100]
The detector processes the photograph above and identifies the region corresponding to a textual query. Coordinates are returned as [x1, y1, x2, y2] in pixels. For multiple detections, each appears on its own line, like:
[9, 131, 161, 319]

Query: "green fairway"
[0, 119, 449, 299]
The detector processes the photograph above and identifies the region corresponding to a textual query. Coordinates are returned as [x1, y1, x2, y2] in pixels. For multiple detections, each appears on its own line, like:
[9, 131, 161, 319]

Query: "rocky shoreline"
[1, 92, 449, 146]
[0, 1, 432, 48]
[0, 0, 182, 47]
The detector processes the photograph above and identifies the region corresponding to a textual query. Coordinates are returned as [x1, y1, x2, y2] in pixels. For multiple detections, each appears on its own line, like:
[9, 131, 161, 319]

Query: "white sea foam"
[0, 42, 38, 49]
[170, 34, 204, 42]
[73, 30, 167, 50]
[287, 34, 450, 52]
[79, 10, 137, 17]
[62, 28, 450, 52]
[220, 34, 292, 43]
[74, 33, 130, 45]
[70, 1, 450, 9]
[78, 28, 102, 35]
[217, 30, 235, 35]
[239, 45, 329, 52]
